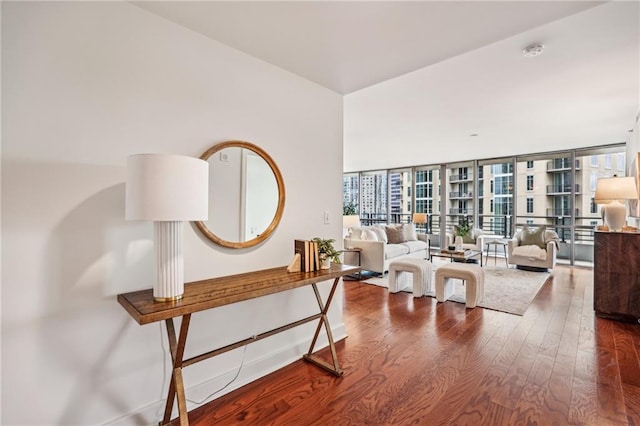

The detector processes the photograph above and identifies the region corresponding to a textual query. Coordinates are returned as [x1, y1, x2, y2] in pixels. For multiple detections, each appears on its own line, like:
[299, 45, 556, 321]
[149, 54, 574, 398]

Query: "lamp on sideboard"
[343, 214, 361, 238]
[126, 154, 209, 301]
[594, 175, 638, 232]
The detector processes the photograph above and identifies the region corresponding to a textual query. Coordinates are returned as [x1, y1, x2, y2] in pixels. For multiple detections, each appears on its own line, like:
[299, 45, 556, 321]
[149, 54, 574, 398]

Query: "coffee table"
[431, 248, 483, 267]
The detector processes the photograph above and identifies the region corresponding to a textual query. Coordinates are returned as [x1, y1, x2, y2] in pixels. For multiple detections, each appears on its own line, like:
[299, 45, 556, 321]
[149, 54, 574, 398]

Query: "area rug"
[362, 263, 551, 315]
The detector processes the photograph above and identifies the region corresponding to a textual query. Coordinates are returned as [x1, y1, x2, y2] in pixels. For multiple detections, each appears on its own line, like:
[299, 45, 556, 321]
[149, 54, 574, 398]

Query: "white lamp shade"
[343, 215, 361, 228]
[594, 176, 638, 204]
[413, 213, 427, 224]
[126, 154, 209, 221]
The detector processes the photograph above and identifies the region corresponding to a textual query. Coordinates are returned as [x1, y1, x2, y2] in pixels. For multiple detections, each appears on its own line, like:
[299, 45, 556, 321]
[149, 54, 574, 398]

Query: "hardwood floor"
[184, 266, 640, 425]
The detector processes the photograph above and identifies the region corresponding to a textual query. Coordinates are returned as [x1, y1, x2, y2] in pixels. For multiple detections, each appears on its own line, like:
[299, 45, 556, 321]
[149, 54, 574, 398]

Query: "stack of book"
[294, 239, 321, 272]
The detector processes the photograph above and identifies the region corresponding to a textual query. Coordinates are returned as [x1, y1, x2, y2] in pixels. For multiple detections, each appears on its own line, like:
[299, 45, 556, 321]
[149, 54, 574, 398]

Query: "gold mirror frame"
[195, 140, 286, 249]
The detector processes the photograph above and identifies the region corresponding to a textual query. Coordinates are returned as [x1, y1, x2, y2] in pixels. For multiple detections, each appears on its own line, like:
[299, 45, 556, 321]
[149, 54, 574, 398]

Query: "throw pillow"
[372, 225, 388, 243]
[385, 225, 406, 244]
[403, 223, 418, 241]
[520, 225, 547, 249]
[361, 228, 378, 241]
[462, 233, 475, 244]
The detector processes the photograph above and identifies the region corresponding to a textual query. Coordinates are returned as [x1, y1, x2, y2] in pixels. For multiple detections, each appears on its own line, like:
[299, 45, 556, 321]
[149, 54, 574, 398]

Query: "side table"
[342, 248, 362, 280]
[484, 239, 509, 267]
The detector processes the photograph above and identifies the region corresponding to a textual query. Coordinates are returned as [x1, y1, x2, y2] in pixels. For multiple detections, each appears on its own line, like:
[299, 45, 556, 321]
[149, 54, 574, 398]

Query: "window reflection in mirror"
[195, 141, 285, 249]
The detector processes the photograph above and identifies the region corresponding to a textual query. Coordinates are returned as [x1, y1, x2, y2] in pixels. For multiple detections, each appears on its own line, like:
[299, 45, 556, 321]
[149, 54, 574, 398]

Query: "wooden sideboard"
[118, 264, 360, 426]
[593, 231, 640, 322]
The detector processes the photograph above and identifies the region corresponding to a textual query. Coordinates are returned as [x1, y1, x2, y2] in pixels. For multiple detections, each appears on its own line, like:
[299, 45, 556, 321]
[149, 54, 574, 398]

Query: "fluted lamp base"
[154, 221, 184, 302]
[603, 200, 627, 232]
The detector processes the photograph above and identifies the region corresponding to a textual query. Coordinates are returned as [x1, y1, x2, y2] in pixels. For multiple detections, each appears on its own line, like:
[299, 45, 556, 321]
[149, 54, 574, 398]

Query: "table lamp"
[413, 213, 427, 231]
[343, 215, 361, 238]
[126, 154, 209, 301]
[594, 176, 638, 232]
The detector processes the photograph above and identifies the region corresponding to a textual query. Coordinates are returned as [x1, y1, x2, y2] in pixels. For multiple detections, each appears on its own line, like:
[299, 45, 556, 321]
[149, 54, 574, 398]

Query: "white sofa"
[507, 227, 558, 271]
[344, 224, 429, 275]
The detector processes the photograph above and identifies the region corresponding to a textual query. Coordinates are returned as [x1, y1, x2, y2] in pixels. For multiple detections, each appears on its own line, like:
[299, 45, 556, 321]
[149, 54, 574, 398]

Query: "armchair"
[508, 226, 558, 271]
[447, 228, 484, 251]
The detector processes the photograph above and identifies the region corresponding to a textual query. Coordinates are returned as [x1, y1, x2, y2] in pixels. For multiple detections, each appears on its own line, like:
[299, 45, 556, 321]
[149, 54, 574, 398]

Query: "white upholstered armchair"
[447, 228, 484, 251]
[507, 226, 558, 271]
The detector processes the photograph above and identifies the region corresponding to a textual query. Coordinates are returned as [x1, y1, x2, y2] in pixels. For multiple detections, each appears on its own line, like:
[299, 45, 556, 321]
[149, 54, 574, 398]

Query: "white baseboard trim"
[106, 324, 347, 426]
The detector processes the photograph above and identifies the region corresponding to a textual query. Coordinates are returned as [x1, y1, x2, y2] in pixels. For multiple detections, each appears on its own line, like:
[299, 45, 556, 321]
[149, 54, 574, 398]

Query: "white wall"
[1, 2, 343, 425]
[343, 2, 639, 172]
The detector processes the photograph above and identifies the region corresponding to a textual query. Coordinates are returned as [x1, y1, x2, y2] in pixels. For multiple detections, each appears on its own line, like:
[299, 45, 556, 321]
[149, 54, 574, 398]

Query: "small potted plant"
[312, 237, 341, 269]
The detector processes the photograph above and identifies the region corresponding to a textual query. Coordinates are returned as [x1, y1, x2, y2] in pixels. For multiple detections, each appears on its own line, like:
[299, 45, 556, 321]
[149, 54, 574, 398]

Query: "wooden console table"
[117, 264, 360, 426]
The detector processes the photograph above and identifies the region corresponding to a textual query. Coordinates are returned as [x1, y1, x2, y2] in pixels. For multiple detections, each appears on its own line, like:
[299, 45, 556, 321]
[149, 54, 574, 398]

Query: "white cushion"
[403, 223, 418, 241]
[361, 228, 378, 241]
[372, 226, 388, 243]
[402, 240, 427, 253]
[512, 245, 547, 260]
[385, 244, 409, 259]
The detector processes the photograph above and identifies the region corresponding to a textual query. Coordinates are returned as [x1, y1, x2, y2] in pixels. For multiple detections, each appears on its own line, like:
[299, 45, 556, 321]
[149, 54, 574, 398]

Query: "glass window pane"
[478, 159, 513, 237]
[360, 171, 388, 225]
[389, 169, 411, 224]
[415, 166, 441, 239]
[447, 162, 474, 235]
[342, 173, 359, 214]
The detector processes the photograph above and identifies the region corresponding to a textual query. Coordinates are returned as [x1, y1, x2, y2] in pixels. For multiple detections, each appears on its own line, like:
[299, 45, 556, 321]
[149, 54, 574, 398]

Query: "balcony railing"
[449, 174, 472, 183]
[546, 208, 580, 217]
[478, 214, 513, 238]
[449, 191, 473, 199]
[546, 159, 580, 171]
[449, 208, 471, 215]
[546, 184, 580, 194]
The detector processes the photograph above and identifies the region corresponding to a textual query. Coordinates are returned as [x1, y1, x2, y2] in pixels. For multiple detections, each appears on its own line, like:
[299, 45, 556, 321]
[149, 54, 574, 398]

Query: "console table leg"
[161, 314, 191, 426]
[303, 278, 343, 376]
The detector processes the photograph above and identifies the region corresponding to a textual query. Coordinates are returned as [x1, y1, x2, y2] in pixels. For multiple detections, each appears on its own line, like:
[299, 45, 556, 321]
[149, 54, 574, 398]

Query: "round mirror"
[195, 141, 286, 249]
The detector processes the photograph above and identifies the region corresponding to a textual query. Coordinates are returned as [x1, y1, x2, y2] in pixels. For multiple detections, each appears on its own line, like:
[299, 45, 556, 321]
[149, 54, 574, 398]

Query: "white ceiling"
[133, 1, 639, 171]
[133, 1, 604, 94]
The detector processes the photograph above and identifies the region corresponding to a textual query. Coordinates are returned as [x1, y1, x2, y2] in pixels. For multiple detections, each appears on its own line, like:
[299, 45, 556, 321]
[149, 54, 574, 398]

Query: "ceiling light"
[523, 43, 544, 57]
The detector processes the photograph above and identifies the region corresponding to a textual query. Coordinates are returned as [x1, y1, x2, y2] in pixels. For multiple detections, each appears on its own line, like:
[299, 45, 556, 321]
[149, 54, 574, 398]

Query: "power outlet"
[324, 211, 330, 224]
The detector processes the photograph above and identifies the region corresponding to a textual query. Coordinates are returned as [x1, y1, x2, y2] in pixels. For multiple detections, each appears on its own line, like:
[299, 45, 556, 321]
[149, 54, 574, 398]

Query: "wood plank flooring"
[183, 266, 640, 425]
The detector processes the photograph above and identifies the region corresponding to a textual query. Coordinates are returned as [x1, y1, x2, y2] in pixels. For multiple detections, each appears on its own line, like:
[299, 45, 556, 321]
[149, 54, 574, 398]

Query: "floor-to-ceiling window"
[446, 161, 474, 235]
[388, 168, 412, 224]
[415, 165, 441, 245]
[342, 173, 359, 213]
[360, 170, 388, 225]
[478, 158, 513, 237]
[344, 143, 627, 266]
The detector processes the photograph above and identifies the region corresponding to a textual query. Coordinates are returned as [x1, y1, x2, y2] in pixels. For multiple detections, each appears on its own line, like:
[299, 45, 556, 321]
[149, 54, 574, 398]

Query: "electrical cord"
[155, 327, 252, 418]
[186, 343, 249, 405]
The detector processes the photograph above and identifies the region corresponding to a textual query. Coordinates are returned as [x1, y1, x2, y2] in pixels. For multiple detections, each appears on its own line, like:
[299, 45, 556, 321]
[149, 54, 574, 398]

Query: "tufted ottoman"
[435, 263, 484, 308]
[388, 258, 432, 297]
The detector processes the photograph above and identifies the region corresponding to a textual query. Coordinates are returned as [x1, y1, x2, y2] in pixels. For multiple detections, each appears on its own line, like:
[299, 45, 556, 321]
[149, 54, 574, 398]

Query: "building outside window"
[360, 171, 387, 225]
[590, 172, 598, 191]
[343, 173, 359, 212]
[345, 143, 626, 267]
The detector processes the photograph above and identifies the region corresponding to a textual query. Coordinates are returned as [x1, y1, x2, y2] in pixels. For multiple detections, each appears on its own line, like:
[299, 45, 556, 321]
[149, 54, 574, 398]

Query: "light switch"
[324, 211, 330, 224]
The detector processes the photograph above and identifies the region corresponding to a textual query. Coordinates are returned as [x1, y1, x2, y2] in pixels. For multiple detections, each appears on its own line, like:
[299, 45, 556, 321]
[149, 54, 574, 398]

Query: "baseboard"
[105, 323, 347, 426]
